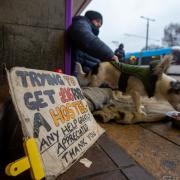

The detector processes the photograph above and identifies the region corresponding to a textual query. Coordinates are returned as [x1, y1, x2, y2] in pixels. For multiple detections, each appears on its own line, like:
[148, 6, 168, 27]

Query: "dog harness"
[110, 61, 158, 97]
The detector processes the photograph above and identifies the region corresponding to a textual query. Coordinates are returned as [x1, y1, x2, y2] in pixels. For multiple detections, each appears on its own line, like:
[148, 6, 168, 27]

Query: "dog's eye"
[170, 81, 180, 90]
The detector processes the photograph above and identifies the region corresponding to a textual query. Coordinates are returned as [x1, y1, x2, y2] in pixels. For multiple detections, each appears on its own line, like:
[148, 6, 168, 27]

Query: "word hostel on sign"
[8, 68, 104, 173]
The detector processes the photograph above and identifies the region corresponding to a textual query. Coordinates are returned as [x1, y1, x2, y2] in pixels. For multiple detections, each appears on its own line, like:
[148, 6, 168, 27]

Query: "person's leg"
[83, 55, 100, 72]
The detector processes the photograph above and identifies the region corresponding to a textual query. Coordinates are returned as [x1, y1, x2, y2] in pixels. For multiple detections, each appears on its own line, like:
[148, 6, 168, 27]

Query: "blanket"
[82, 87, 174, 124]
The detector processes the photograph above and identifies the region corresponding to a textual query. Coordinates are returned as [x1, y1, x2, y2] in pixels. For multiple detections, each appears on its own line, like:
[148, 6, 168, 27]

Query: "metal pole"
[140, 16, 155, 50]
[146, 20, 149, 50]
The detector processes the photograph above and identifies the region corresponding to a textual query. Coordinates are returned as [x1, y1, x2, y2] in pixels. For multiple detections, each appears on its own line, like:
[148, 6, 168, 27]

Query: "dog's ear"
[153, 54, 173, 76]
[168, 81, 180, 94]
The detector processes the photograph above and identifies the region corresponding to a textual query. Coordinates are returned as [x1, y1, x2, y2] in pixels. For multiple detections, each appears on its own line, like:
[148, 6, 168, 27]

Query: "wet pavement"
[100, 121, 180, 180]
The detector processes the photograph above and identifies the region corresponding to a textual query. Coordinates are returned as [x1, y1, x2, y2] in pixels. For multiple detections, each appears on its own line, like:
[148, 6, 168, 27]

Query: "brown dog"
[76, 55, 180, 118]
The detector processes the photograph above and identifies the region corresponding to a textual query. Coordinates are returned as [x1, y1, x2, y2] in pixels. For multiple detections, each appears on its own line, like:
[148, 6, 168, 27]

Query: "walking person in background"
[68, 10, 118, 75]
[114, 43, 125, 62]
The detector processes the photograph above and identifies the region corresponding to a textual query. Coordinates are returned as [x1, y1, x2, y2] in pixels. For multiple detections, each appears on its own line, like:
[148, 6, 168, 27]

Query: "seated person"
[68, 10, 118, 75]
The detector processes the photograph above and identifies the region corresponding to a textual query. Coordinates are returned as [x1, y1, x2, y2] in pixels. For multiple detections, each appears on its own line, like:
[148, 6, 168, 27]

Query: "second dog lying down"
[76, 55, 180, 118]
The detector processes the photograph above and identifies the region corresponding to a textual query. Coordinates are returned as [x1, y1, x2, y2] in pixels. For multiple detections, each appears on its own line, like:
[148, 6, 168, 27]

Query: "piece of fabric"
[110, 61, 158, 97]
[81, 87, 173, 124]
[82, 87, 113, 111]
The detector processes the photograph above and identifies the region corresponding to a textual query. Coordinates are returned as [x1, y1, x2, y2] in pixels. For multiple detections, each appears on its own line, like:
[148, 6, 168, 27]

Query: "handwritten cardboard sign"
[7, 67, 104, 178]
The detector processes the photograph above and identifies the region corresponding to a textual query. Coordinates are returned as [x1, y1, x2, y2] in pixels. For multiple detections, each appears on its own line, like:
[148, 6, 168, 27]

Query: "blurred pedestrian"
[114, 43, 125, 61]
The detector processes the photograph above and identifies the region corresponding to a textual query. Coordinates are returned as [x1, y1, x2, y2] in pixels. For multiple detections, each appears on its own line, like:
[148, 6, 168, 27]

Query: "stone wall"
[0, 0, 65, 85]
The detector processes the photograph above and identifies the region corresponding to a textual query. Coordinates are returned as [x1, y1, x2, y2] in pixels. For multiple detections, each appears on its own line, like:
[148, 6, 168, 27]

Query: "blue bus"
[125, 47, 180, 65]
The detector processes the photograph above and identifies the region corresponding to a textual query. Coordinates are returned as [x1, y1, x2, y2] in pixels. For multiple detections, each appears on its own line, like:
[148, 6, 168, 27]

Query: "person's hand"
[112, 55, 119, 62]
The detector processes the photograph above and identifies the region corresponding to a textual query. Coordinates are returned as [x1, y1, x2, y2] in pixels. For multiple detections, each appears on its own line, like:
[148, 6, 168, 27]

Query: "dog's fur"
[76, 55, 180, 118]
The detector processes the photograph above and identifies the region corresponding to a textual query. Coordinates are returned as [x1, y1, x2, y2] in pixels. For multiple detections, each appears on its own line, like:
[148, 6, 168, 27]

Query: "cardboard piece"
[7, 67, 104, 178]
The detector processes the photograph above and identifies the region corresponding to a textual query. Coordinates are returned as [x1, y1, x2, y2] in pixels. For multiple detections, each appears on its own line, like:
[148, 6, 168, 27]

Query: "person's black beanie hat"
[85, 10, 103, 24]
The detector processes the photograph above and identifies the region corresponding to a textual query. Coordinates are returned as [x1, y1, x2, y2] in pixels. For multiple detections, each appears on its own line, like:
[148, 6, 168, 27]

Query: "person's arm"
[69, 18, 114, 60]
[112, 55, 119, 62]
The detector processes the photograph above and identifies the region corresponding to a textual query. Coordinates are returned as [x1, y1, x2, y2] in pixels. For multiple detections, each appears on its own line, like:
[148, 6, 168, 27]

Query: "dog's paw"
[115, 111, 134, 124]
[135, 111, 147, 120]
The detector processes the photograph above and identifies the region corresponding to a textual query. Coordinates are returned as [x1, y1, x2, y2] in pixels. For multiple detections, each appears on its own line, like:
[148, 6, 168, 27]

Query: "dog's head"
[166, 81, 180, 111]
[152, 55, 180, 111]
